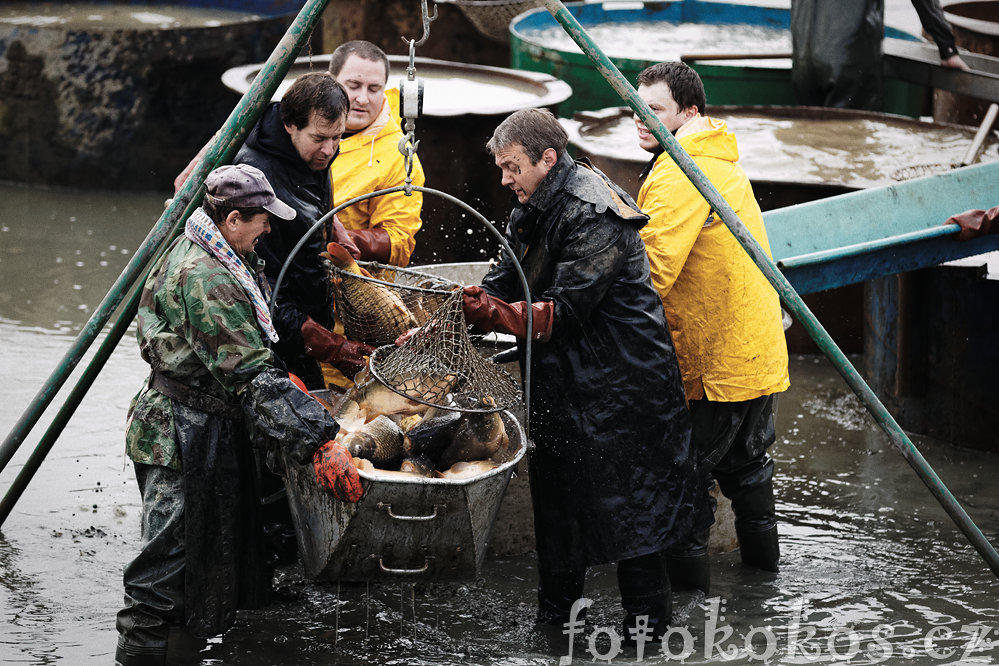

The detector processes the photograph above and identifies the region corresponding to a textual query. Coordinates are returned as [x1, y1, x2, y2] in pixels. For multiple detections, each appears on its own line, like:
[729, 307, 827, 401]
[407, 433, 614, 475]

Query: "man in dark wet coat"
[462, 108, 709, 642]
[234, 71, 375, 390]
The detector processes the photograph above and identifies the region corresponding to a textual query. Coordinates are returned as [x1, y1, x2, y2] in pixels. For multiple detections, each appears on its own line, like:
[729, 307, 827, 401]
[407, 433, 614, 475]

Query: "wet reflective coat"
[481, 153, 709, 573]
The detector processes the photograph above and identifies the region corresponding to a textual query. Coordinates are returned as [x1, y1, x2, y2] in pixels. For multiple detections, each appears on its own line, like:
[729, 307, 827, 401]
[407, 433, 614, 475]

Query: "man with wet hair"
[115, 164, 360, 666]
[634, 61, 790, 592]
[462, 107, 708, 644]
[327, 40, 425, 267]
[236, 71, 375, 391]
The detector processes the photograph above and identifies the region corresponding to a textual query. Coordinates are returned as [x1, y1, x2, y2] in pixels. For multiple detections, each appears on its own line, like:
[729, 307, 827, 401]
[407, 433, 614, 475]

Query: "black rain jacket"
[235, 103, 334, 385]
[481, 152, 710, 572]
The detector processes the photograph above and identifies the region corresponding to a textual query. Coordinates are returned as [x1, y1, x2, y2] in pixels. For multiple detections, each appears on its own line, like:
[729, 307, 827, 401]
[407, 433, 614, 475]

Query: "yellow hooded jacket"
[331, 87, 425, 267]
[637, 115, 789, 402]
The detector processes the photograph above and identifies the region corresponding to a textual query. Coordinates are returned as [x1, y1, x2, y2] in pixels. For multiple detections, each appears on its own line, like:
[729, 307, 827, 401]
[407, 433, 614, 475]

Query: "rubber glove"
[301, 317, 376, 377]
[345, 227, 392, 264]
[288, 372, 309, 393]
[461, 285, 554, 342]
[312, 440, 362, 502]
[947, 205, 999, 241]
[330, 215, 362, 260]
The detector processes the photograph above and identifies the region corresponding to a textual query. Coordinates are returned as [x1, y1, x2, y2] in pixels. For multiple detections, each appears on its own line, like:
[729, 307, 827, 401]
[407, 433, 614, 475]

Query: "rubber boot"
[115, 636, 166, 666]
[618, 553, 672, 647]
[665, 527, 711, 593]
[737, 523, 780, 572]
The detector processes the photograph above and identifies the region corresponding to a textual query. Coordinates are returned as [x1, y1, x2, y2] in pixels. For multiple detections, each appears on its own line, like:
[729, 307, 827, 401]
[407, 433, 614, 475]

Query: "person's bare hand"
[942, 54, 971, 71]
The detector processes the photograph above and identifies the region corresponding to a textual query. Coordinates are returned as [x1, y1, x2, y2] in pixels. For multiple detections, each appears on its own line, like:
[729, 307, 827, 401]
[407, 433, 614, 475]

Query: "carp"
[355, 457, 427, 480]
[436, 397, 511, 470]
[339, 415, 404, 466]
[323, 243, 418, 340]
[352, 378, 429, 418]
[434, 460, 499, 480]
[402, 407, 463, 461]
[399, 455, 435, 476]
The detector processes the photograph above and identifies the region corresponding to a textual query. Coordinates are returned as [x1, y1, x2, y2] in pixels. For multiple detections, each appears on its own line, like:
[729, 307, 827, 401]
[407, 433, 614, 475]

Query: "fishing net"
[368, 290, 522, 413]
[326, 260, 459, 346]
[891, 162, 953, 181]
[443, 0, 546, 43]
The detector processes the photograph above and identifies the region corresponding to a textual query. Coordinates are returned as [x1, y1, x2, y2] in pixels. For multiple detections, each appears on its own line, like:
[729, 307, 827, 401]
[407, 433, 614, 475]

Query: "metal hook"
[402, 0, 437, 48]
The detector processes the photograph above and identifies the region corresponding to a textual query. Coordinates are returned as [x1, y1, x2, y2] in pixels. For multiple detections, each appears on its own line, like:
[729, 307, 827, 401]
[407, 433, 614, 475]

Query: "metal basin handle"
[378, 558, 430, 575]
[377, 501, 443, 521]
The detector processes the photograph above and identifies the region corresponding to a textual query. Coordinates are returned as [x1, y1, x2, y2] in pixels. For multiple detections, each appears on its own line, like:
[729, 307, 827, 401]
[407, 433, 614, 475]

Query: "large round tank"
[510, 0, 926, 118]
[221, 55, 571, 264]
[562, 105, 999, 353]
[934, 1, 999, 125]
[0, 1, 297, 191]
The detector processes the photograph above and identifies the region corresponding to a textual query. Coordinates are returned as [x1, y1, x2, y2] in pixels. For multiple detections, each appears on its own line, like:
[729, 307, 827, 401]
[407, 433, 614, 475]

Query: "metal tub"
[282, 407, 527, 582]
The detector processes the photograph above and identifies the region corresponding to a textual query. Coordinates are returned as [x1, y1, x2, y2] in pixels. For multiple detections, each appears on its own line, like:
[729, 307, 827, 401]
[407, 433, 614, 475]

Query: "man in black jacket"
[462, 108, 709, 646]
[235, 71, 374, 390]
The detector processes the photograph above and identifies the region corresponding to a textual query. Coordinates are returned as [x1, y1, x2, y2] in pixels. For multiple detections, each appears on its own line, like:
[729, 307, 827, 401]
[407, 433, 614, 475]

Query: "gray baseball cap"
[205, 164, 296, 220]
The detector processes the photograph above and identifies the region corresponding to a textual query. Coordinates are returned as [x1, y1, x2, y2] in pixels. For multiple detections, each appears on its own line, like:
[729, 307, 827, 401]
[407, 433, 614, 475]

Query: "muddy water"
[566, 111, 999, 189]
[521, 21, 792, 62]
[0, 3, 263, 30]
[1, 183, 998, 664]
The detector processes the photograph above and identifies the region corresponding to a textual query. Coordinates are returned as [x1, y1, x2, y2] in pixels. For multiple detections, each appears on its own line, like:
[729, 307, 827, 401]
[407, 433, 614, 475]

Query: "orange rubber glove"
[288, 372, 308, 393]
[461, 285, 554, 342]
[312, 440, 363, 502]
[301, 317, 376, 377]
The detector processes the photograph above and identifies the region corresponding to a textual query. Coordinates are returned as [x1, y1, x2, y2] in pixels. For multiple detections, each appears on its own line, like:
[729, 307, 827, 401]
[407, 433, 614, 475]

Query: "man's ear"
[542, 147, 558, 168]
[224, 209, 241, 229]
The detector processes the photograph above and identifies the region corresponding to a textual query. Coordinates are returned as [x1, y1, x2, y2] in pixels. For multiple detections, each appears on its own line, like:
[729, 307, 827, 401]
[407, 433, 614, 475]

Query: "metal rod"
[539, 0, 999, 577]
[0, 0, 332, 523]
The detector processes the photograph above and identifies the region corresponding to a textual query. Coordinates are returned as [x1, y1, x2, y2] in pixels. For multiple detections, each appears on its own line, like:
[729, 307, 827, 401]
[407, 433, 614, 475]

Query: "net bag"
[368, 290, 522, 413]
[445, 0, 547, 43]
[326, 259, 459, 346]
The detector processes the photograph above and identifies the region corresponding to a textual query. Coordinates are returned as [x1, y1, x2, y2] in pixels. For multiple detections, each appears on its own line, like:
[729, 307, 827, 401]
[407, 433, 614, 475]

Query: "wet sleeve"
[911, 0, 959, 59]
[241, 368, 340, 463]
[638, 162, 709, 300]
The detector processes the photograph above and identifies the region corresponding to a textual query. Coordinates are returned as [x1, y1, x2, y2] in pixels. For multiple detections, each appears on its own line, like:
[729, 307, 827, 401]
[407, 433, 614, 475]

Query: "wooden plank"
[884, 38, 999, 103]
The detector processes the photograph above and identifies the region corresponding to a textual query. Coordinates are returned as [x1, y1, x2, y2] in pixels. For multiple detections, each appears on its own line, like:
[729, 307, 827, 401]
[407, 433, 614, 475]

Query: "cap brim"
[264, 198, 297, 221]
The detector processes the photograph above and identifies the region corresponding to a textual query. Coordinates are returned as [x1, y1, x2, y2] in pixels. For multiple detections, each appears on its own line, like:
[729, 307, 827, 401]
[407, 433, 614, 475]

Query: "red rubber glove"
[301, 317, 376, 377]
[461, 286, 554, 342]
[346, 227, 392, 264]
[312, 440, 363, 502]
[947, 205, 999, 241]
[330, 215, 362, 260]
[288, 372, 308, 393]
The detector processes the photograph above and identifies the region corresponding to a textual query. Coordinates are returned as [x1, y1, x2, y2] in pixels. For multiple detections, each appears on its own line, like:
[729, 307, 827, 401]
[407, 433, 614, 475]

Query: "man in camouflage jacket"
[115, 165, 358, 666]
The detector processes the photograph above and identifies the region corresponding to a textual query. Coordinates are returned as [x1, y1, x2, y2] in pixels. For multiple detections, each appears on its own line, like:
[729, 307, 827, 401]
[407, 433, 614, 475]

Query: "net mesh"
[448, 0, 546, 43]
[368, 290, 522, 413]
[327, 260, 459, 346]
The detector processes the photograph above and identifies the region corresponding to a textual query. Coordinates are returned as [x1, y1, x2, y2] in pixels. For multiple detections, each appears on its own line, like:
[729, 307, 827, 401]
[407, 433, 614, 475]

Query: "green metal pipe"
[539, 0, 999, 577]
[0, 0, 331, 515]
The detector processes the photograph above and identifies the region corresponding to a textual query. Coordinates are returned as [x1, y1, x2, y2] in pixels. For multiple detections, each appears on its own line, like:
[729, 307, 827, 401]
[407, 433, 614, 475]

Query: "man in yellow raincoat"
[634, 61, 790, 592]
[328, 40, 425, 267]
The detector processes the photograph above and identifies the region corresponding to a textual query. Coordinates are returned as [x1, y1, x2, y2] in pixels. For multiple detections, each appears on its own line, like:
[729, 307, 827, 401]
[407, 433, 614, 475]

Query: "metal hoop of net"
[367, 290, 522, 413]
[326, 260, 460, 346]
[444, 0, 546, 43]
